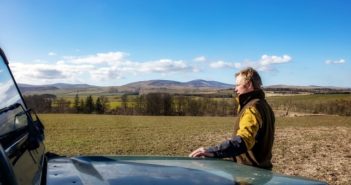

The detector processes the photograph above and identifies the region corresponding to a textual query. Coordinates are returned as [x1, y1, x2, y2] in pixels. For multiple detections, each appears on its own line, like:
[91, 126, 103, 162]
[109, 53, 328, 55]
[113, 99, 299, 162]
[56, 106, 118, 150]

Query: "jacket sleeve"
[206, 136, 247, 158]
[206, 106, 262, 158]
[236, 106, 262, 150]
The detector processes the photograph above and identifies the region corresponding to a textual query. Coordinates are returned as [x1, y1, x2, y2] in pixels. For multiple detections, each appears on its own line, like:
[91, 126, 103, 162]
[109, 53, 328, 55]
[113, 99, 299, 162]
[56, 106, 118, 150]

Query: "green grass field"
[40, 114, 351, 184]
[41, 114, 232, 155]
[40, 114, 351, 155]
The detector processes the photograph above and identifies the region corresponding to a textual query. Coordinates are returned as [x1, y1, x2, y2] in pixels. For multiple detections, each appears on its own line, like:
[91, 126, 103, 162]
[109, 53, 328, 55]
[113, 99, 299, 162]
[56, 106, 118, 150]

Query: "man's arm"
[188, 136, 247, 158]
[189, 107, 262, 158]
[208, 136, 248, 158]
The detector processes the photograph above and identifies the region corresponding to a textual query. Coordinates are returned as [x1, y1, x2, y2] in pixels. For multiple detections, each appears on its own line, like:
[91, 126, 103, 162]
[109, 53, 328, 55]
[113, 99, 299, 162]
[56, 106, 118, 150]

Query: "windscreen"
[0, 56, 27, 136]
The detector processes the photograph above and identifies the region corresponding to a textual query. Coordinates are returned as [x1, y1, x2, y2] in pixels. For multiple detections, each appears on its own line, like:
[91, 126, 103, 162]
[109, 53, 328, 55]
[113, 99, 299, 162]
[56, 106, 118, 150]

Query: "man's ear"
[246, 81, 254, 90]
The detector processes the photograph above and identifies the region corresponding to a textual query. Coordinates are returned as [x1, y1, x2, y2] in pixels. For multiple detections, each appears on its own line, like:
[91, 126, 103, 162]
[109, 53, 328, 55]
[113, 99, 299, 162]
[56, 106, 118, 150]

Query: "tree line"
[23, 94, 110, 114]
[23, 93, 236, 116]
[23, 93, 351, 116]
[269, 97, 351, 116]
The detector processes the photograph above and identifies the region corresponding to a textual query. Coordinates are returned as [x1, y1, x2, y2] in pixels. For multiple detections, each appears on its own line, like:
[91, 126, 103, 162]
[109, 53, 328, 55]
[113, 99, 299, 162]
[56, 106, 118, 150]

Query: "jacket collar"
[237, 89, 265, 111]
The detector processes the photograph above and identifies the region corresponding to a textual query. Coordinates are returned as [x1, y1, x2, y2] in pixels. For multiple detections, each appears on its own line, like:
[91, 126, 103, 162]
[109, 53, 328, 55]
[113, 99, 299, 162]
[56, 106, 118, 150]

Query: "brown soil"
[273, 126, 351, 185]
[274, 110, 327, 117]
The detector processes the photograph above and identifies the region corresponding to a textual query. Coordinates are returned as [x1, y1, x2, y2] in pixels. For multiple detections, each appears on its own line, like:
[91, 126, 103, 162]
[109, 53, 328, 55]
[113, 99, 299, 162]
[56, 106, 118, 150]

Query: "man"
[189, 67, 275, 170]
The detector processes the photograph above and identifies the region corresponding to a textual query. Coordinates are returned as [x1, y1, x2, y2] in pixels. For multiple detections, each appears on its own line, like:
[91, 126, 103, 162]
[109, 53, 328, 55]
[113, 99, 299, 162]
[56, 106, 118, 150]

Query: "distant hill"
[18, 84, 59, 93]
[263, 84, 351, 95]
[121, 79, 232, 89]
[185, 80, 233, 88]
[48, 83, 97, 89]
[264, 84, 350, 90]
[18, 83, 97, 94]
[17, 80, 233, 96]
[17, 80, 350, 96]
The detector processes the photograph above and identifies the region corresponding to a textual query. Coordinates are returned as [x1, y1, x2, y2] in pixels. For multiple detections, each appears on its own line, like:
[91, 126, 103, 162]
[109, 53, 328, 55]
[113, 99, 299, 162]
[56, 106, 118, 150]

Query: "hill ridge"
[18, 80, 351, 95]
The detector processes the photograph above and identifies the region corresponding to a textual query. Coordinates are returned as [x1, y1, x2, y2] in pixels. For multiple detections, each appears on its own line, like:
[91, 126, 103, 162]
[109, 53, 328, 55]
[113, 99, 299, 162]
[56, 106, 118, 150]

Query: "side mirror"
[13, 109, 45, 151]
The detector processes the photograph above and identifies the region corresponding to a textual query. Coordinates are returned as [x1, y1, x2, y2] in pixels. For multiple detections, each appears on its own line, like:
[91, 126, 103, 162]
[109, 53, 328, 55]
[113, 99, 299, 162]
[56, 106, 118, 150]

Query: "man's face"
[234, 74, 253, 96]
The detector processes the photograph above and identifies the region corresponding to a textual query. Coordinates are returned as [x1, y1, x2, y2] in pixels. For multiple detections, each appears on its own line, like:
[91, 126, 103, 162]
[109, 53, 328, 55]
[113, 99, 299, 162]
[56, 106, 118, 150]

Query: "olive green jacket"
[234, 89, 275, 170]
[207, 89, 275, 170]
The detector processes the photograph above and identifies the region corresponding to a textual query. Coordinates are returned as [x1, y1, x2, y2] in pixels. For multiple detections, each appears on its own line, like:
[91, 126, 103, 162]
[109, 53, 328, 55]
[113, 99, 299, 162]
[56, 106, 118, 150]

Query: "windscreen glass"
[0, 56, 27, 136]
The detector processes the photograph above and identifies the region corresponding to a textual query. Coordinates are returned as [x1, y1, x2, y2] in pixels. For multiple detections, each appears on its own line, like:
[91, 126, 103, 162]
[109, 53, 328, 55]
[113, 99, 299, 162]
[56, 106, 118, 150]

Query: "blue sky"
[0, 0, 350, 87]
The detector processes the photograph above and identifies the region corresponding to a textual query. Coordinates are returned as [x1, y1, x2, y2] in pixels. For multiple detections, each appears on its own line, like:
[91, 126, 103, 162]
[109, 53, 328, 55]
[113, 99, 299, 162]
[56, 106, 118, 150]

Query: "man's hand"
[189, 147, 215, 158]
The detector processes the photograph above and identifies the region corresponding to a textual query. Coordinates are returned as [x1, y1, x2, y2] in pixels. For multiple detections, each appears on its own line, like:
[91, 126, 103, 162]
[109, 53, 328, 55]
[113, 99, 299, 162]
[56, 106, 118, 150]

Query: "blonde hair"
[235, 67, 262, 89]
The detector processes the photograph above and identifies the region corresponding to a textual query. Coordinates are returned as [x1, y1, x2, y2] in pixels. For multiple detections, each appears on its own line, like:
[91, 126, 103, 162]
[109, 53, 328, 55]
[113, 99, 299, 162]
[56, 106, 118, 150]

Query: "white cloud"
[90, 67, 123, 81]
[48, 52, 57, 56]
[87, 59, 192, 81]
[209, 61, 241, 69]
[9, 62, 95, 84]
[9, 51, 195, 85]
[325, 59, 346, 64]
[192, 67, 201, 72]
[193, 56, 206, 62]
[259, 54, 292, 66]
[138, 59, 190, 73]
[67, 51, 128, 65]
[209, 54, 292, 72]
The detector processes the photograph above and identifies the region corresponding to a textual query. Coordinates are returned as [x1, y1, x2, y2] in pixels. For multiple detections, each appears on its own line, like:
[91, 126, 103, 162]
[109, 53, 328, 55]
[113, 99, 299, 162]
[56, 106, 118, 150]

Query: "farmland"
[25, 93, 351, 117]
[40, 114, 351, 185]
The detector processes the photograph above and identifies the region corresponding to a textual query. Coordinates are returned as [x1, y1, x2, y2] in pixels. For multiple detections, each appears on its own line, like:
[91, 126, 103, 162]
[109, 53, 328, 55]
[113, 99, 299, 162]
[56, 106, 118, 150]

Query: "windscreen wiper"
[0, 103, 22, 115]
